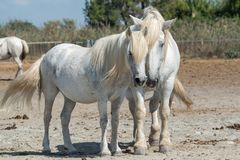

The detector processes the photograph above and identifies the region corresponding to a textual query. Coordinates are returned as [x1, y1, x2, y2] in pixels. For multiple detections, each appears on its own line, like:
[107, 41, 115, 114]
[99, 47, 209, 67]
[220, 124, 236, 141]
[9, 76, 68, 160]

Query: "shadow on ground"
[0, 141, 133, 158]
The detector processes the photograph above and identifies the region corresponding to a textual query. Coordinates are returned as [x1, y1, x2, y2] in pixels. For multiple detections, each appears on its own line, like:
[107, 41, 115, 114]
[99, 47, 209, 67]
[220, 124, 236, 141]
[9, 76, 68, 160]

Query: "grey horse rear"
[0, 36, 29, 77]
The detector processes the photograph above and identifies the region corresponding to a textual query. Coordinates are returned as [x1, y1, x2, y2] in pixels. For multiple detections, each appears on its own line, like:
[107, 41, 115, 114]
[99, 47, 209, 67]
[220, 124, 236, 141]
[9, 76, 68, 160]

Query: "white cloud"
[14, 0, 32, 6]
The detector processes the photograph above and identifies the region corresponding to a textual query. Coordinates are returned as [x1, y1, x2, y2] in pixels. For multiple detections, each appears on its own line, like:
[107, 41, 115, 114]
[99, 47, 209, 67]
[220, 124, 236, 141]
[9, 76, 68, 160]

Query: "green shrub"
[224, 49, 240, 58]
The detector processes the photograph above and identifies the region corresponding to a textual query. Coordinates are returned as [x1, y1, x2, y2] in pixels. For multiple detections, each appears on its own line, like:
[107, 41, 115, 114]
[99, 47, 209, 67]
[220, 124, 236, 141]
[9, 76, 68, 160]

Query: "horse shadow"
[0, 141, 133, 158]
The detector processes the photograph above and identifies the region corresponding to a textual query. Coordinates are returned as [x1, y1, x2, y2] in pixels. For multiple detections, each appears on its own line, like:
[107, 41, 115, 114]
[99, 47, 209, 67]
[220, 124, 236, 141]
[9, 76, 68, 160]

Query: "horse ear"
[142, 27, 148, 37]
[162, 18, 176, 31]
[126, 27, 132, 38]
[129, 15, 143, 25]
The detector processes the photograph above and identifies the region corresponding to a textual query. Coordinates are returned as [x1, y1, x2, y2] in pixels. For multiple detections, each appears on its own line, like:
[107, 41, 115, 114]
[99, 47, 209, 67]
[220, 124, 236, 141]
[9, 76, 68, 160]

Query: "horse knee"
[18, 65, 23, 69]
[135, 108, 146, 120]
[159, 107, 170, 120]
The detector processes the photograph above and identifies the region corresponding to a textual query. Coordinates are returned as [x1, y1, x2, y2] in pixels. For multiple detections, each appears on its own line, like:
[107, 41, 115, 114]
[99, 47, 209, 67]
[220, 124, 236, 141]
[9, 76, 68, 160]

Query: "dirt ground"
[0, 59, 239, 160]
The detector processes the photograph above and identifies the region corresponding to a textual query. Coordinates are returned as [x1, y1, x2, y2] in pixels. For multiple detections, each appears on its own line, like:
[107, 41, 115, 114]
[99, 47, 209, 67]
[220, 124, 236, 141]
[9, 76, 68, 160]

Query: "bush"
[224, 49, 240, 58]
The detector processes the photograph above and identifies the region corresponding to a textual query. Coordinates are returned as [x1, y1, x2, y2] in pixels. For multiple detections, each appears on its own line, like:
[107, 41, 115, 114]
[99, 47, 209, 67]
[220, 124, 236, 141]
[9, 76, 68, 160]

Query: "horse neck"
[162, 31, 180, 64]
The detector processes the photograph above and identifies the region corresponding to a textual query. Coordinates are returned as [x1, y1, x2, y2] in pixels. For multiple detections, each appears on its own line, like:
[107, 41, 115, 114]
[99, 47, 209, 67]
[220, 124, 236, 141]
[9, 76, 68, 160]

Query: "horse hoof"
[129, 140, 135, 147]
[99, 150, 111, 156]
[134, 146, 146, 155]
[159, 145, 170, 154]
[149, 138, 159, 147]
[112, 150, 123, 156]
[42, 150, 51, 155]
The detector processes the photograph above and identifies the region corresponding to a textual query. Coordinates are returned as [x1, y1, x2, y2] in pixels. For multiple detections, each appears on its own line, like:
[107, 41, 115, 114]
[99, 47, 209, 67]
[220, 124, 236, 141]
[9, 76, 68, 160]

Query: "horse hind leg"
[60, 96, 77, 154]
[13, 56, 23, 78]
[42, 84, 59, 154]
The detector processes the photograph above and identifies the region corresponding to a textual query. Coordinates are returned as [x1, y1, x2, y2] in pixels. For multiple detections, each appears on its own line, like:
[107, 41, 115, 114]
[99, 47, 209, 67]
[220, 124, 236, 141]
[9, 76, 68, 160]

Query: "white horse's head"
[125, 27, 148, 86]
[130, 14, 176, 88]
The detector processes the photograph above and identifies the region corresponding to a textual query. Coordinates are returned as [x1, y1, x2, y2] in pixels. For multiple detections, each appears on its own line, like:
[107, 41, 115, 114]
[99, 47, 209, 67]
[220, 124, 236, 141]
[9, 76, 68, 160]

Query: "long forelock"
[143, 6, 165, 22]
[143, 6, 171, 62]
[141, 7, 165, 50]
[130, 32, 148, 64]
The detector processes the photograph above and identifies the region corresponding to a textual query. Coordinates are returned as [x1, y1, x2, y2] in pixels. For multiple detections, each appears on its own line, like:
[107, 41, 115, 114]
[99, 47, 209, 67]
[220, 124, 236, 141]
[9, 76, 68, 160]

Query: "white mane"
[90, 29, 148, 84]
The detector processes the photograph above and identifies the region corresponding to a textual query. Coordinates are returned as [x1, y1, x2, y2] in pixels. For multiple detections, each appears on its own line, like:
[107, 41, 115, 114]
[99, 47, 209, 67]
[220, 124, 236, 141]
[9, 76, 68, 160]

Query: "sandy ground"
[0, 59, 239, 160]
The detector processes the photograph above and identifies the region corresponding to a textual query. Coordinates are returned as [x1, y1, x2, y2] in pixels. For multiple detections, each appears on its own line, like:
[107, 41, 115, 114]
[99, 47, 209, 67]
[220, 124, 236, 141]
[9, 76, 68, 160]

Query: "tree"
[152, 0, 190, 19]
[216, 0, 240, 17]
[3, 20, 38, 32]
[186, 0, 216, 18]
[84, 0, 151, 27]
[84, 0, 107, 27]
[152, 0, 217, 19]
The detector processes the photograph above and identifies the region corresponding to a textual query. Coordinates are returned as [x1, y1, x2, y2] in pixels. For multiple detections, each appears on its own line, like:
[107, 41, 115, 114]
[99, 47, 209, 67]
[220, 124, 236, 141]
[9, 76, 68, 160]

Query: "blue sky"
[0, 0, 86, 27]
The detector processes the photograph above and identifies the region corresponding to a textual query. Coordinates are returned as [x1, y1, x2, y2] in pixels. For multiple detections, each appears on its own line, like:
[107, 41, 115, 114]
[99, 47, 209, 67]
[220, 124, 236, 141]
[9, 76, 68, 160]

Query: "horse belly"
[56, 75, 98, 104]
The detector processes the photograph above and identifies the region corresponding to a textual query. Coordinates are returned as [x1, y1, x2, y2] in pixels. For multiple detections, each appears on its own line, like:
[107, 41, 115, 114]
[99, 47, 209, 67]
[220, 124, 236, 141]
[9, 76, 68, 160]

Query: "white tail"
[21, 40, 29, 60]
[173, 78, 193, 109]
[145, 78, 193, 109]
[1, 56, 44, 110]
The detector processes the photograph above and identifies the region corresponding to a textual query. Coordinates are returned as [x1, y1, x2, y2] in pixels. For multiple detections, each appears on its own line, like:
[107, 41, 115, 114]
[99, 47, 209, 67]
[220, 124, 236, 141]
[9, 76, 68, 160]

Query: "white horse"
[1, 27, 149, 156]
[0, 36, 29, 77]
[127, 7, 192, 154]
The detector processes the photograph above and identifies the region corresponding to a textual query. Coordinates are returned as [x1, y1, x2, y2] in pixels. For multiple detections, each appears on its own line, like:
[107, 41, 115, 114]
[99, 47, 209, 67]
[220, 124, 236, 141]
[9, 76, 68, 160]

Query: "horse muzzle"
[134, 76, 147, 87]
[146, 78, 158, 88]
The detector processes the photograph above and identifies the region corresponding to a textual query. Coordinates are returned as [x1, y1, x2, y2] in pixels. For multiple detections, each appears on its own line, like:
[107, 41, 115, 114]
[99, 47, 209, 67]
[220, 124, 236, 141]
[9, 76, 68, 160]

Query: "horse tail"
[1, 55, 44, 111]
[173, 78, 193, 109]
[20, 40, 29, 60]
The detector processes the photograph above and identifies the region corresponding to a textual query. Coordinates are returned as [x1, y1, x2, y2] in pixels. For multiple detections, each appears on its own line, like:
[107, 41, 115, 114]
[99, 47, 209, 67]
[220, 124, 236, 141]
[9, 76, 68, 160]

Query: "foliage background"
[0, 0, 240, 58]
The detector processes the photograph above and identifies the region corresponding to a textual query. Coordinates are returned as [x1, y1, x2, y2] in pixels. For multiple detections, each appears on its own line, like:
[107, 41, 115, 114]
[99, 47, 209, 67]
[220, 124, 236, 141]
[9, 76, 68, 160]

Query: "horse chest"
[108, 82, 129, 101]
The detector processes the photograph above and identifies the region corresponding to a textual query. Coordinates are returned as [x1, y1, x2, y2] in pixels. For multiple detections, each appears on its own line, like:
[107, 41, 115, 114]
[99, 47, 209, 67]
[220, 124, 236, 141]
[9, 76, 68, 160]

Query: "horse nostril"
[135, 77, 145, 86]
[146, 79, 157, 88]
[135, 77, 141, 84]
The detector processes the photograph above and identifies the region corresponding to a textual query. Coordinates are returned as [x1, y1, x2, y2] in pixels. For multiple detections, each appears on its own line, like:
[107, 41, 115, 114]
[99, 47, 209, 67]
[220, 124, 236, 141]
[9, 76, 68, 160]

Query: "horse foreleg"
[60, 97, 77, 154]
[131, 87, 147, 155]
[98, 98, 111, 156]
[159, 78, 174, 153]
[110, 96, 124, 155]
[13, 57, 23, 78]
[126, 89, 137, 144]
[148, 91, 161, 146]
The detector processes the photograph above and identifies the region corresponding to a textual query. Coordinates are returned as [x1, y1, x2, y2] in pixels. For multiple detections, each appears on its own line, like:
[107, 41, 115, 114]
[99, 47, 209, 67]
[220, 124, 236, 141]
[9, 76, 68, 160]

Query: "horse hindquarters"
[20, 40, 29, 60]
